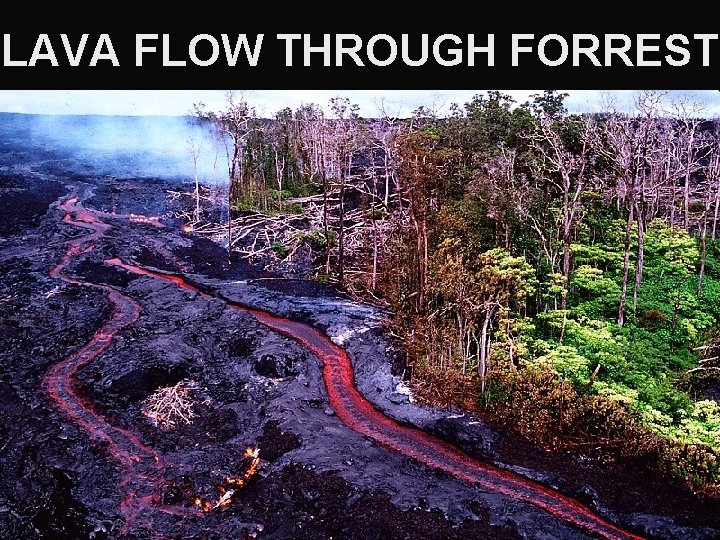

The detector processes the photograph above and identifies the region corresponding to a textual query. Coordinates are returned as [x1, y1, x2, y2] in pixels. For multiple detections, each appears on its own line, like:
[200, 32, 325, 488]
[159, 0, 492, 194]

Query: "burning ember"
[182, 223, 194, 233]
[193, 447, 261, 513]
[226, 447, 261, 488]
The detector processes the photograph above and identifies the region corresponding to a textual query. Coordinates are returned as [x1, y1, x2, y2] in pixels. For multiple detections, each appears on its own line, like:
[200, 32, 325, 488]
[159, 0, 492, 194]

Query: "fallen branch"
[686, 366, 720, 375]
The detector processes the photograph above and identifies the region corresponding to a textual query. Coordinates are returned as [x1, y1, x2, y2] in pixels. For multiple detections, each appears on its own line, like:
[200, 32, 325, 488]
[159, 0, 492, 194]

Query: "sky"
[1, 90, 720, 118]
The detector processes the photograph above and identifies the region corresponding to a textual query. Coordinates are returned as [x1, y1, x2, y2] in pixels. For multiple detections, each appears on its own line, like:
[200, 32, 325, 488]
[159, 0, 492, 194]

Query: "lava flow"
[105, 258, 646, 540]
[42, 197, 202, 537]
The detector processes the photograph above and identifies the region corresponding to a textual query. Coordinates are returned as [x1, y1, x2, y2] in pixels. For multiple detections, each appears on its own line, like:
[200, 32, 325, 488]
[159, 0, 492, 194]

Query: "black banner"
[1, 30, 718, 90]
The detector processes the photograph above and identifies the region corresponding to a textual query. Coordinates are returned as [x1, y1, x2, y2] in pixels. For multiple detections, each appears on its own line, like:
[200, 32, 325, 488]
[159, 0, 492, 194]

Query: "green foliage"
[311, 271, 333, 283]
[571, 241, 624, 271]
[428, 242, 537, 315]
[293, 229, 336, 250]
[570, 265, 620, 304]
[234, 191, 264, 212]
[641, 399, 720, 448]
[688, 201, 706, 214]
[701, 239, 720, 279]
[491, 313, 535, 371]
[592, 380, 639, 407]
[271, 241, 288, 259]
[456, 90, 518, 150]
[285, 203, 303, 214]
[526, 243, 719, 457]
[659, 442, 720, 496]
[271, 188, 293, 199]
[480, 368, 720, 495]
[698, 275, 720, 320]
[637, 275, 715, 348]
[644, 219, 698, 276]
[530, 344, 593, 385]
[526, 90, 569, 119]
[431, 201, 494, 254]
[365, 207, 387, 221]
[480, 367, 654, 456]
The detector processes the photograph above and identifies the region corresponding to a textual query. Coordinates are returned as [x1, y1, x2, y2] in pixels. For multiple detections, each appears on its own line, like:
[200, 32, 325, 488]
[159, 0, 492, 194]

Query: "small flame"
[215, 489, 235, 509]
[192, 447, 260, 513]
[182, 223, 194, 233]
[226, 447, 261, 487]
[193, 497, 211, 512]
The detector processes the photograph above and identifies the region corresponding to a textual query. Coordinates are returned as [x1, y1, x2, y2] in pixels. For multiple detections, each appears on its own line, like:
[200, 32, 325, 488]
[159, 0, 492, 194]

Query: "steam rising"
[2, 112, 229, 184]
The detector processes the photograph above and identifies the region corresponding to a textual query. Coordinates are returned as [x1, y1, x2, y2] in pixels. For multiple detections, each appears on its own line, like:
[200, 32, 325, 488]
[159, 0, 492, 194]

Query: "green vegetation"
[396, 91, 720, 496]
[271, 241, 288, 259]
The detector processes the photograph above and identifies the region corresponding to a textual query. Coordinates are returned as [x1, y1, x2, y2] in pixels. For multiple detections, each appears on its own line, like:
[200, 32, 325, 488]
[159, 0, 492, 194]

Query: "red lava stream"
[43, 197, 197, 537]
[47, 196, 644, 539]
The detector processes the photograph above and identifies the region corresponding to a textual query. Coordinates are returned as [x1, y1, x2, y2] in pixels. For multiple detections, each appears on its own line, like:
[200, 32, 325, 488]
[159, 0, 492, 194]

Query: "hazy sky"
[0, 90, 719, 118]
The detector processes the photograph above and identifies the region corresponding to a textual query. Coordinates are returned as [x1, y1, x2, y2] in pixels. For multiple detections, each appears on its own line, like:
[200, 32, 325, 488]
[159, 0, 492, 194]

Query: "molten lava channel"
[43, 197, 208, 537]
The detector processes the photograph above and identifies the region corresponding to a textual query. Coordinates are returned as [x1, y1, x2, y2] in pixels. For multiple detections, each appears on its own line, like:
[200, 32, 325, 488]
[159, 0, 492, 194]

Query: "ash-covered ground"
[1, 114, 720, 540]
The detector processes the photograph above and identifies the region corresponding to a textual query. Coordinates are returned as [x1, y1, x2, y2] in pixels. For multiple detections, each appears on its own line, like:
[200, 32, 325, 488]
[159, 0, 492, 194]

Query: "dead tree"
[187, 133, 202, 222]
[328, 96, 364, 284]
[527, 113, 596, 337]
[669, 96, 708, 232]
[708, 130, 720, 241]
[195, 91, 257, 259]
[596, 91, 665, 325]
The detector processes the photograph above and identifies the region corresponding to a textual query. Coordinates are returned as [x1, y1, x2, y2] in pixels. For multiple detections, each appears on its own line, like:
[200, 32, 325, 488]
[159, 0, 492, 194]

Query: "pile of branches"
[141, 379, 202, 430]
[167, 177, 401, 296]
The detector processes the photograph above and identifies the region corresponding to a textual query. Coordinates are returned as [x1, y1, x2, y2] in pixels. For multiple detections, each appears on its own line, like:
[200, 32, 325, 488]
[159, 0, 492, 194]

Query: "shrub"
[271, 241, 288, 258]
[477, 368, 720, 495]
[659, 442, 720, 497]
[294, 229, 336, 250]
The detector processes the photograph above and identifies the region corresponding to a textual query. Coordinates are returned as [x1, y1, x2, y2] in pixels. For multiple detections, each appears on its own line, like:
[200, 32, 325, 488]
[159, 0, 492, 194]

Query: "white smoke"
[11, 113, 230, 184]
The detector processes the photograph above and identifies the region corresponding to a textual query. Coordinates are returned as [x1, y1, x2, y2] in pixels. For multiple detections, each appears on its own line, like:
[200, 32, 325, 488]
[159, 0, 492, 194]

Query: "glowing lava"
[193, 447, 261, 513]
[43, 197, 210, 537]
[106, 258, 646, 540]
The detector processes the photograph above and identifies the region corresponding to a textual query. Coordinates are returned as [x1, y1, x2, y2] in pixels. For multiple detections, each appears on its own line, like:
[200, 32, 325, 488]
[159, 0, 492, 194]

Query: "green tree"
[429, 240, 536, 389]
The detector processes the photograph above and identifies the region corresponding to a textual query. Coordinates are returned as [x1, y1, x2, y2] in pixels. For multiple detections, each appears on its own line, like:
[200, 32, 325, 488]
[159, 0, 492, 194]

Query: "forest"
[186, 89, 720, 499]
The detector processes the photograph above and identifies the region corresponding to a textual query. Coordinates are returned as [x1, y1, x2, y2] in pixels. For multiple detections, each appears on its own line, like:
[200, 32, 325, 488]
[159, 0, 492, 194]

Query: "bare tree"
[527, 113, 596, 337]
[631, 92, 665, 313]
[328, 96, 363, 284]
[596, 91, 666, 325]
[669, 95, 708, 232]
[187, 133, 202, 223]
[292, 103, 333, 274]
[693, 123, 720, 294]
[708, 129, 720, 241]
[195, 91, 258, 258]
[373, 97, 403, 208]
